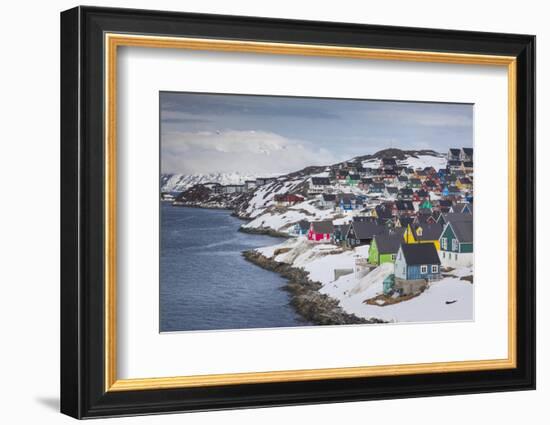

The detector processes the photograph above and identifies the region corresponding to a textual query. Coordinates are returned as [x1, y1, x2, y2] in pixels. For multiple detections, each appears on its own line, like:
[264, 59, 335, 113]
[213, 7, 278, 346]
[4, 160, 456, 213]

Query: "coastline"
[238, 226, 292, 239]
[242, 250, 386, 326]
[168, 203, 384, 326]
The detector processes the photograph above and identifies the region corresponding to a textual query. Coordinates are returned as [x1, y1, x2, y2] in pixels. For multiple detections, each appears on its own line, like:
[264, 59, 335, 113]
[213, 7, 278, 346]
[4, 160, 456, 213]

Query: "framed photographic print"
[60, 6, 536, 419]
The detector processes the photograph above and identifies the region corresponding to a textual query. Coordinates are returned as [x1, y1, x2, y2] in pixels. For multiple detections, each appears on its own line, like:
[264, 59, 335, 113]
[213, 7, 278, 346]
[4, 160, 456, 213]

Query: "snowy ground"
[322, 268, 473, 323]
[256, 238, 473, 323]
[243, 199, 343, 233]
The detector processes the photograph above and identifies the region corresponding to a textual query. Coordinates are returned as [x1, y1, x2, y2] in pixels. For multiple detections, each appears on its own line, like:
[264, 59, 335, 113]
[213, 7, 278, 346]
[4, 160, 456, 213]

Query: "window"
[442, 238, 447, 250]
[431, 265, 438, 273]
[420, 265, 428, 274]
[391, 254, 396, 261]
[452, 238, 458, 251]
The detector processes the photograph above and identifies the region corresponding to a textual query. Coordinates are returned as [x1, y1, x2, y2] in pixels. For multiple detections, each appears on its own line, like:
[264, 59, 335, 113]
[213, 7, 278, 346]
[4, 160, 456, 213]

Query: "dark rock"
[242, 250, 386, 326]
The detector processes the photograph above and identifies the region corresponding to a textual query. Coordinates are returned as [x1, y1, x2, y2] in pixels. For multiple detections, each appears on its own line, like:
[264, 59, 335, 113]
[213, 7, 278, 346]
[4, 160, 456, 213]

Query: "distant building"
[309, 177, 331, 194]
[256, 177, 277, 186]
[345, 221, 385, 247]
[447, 148, 461, 161]
[244, 180, 257, 191]
[380, 158, 397, 171]
[460, 147, 473, 162]
[308, 220, 335, 242]
[274, 193, 304, 206]
[222, 184, 246, 194]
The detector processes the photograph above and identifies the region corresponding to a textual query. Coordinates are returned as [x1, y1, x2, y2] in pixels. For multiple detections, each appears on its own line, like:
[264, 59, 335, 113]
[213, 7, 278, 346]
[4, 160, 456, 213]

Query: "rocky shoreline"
[238, 226, 292, 239]
[242, 250, 386, 326]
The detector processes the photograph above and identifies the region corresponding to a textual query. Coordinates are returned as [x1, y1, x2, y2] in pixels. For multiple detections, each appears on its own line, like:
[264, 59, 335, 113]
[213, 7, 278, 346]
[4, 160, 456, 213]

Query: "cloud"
[161, 130, 339, 174]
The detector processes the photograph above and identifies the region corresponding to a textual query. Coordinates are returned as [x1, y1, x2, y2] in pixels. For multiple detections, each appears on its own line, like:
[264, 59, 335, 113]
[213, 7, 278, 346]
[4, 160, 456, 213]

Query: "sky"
[160, 92, 473, 175]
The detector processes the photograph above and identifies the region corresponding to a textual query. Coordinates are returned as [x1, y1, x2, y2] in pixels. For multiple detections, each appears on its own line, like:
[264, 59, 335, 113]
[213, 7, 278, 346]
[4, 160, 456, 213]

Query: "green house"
[419, 199, 433, 210]
[346, 174, 360, 186]
[439, 220, 473, 268]
[368, 232, 404, 265]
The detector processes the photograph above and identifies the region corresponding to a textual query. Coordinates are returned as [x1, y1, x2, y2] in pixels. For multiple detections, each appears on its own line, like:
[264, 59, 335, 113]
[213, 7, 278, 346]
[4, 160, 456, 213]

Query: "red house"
[308, 220, 335, 242]
[274, 193, 305, 206]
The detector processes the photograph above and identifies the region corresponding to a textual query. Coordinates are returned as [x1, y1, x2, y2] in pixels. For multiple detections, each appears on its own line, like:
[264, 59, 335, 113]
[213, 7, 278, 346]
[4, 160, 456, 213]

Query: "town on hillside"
[163, 147, 474, 322]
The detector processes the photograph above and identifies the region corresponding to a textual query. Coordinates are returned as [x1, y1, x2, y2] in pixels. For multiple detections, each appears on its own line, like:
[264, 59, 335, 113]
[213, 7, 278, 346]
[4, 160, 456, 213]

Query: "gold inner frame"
[104, 33, 517, 392]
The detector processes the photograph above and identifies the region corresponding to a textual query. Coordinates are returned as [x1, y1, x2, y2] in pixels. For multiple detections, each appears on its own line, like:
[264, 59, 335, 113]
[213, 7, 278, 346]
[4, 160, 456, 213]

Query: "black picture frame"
[61, 5, 536, 419]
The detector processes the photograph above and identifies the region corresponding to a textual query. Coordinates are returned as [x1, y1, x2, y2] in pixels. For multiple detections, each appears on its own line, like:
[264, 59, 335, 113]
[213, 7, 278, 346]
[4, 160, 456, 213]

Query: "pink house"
[308, 220, 335, 242]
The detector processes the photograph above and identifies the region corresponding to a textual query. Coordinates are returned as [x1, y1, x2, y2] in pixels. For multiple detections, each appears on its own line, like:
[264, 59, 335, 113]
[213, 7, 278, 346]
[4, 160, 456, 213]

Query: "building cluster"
[290, 148, 474, 295]
[205, 177, 278, 195]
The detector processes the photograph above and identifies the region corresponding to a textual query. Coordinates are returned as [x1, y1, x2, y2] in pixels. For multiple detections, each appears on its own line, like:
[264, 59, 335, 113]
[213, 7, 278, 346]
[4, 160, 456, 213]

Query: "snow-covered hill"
[161, 172, 259, 193]
[359, 149, 446, 170]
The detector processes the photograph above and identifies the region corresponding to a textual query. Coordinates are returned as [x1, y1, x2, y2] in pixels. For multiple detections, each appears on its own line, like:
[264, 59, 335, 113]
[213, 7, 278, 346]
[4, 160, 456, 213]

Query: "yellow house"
[403, 223, 442, 251]
[456, 177, 473, 190]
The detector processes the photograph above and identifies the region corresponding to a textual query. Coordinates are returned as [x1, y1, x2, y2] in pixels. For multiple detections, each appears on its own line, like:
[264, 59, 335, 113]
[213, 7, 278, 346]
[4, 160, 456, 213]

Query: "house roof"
[395, 200, 415, 211]
[370, 183, 386, 190]
[350, 221, 385, 240]
[322, 194, 336, 201]
[311, 220, 334, 234]
[441, 212, 473, 224]
[348, 174, 360, 180]
[409, 178, 421, 185]
[337, 193, 357, 202]
[398, 176, 408, 182]
[375, 203, 394, 219]
[461, 147, 473, 156]
[417, 208, 433, 216]
[386, 186, 398, 194]
[448, 221, 473, 243]
[448, 160, 461, 166]
[399, 188, 413, 196]
[298, 220, 310, 231]
[399, 243, 441, 266]
[449, 148, 460, 156]
[414, 223, 444, 241]
[398, 216, 414, 228]
[463, 161, 473, 167]
[311, 177, 330, 185]
[374, 233, 404, 255]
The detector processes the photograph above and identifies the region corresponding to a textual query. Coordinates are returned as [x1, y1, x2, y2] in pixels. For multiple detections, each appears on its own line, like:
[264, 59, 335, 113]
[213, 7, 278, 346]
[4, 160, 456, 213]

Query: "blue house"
[338, 194, 357, 211]
[395, 243, 441, 281]
[293, 220, 310, 236]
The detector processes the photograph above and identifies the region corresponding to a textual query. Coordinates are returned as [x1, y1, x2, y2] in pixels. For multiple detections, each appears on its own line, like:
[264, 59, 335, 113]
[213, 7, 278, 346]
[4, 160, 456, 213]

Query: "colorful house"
[309, 177, 331, 194]
[338, 194, 358, 212]
[395, 243, 441, 281]
[294, 220, 310, 236]
[274, 193, 304, 207]
[403, 223, 443, 250]
[457, 177, 473, 190]
[450, 202, 473, 214]
[320, 193, 337, 209]
[332, 223, 350, 244]
[345, 221, 385, 247]
[346, 174, 360, 186]
[308, 220, 335, 242]
[368, 232, 405, 265]
[447, 148, 461, 161]
[439, 221, 473, 267]
[419, 199, 433, 210]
